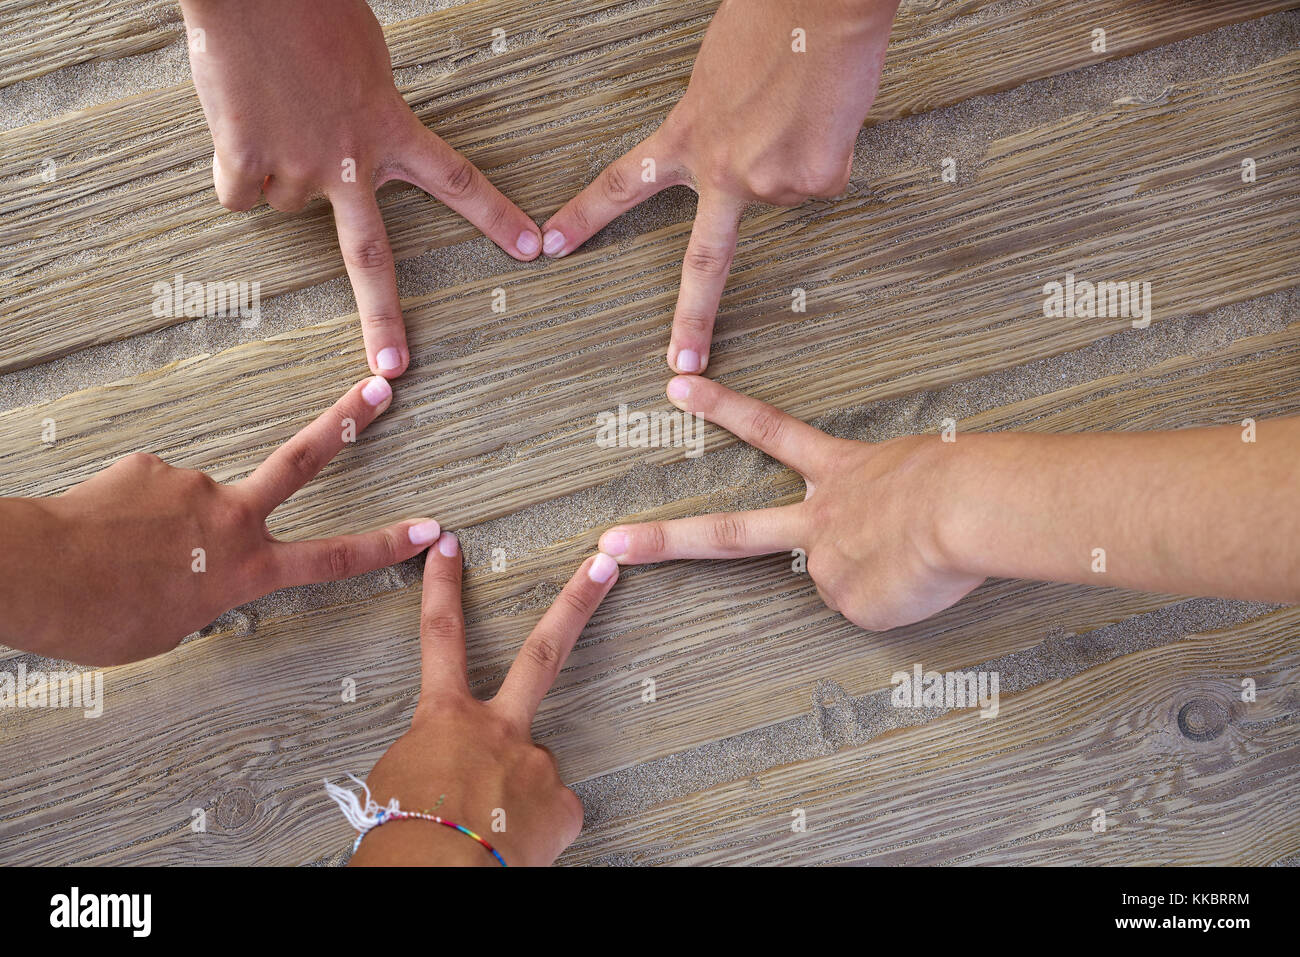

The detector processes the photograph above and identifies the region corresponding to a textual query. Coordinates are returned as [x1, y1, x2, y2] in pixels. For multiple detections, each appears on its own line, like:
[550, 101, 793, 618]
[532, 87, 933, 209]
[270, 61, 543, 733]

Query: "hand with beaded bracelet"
[329, 533, 620, 866]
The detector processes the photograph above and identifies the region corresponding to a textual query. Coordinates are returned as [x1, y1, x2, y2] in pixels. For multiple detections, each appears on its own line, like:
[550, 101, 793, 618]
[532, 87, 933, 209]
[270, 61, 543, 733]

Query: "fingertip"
[361, 375, 393, 409]
[408, 519, 441, 546]
[671, 348, 704, 375]
[373, 346, 407, 378]
[588, 552, 619, 584]
[598, 528, 630, 561]
[436, 531, 459, 558]
[665, 375, 695, 408]
[542, 228, 567, 257]
[514, 228, 542, 259]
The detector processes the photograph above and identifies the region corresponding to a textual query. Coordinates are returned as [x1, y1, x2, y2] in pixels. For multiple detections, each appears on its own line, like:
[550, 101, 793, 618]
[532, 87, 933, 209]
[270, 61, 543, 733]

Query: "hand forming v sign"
[179, 0, 543, 379]
[598, 375, 983, 632]
[542, 0, 899, 375]
[598, 379, 1300, 631]
[351, 544, 620, 866]
[0, 376, 440, 665]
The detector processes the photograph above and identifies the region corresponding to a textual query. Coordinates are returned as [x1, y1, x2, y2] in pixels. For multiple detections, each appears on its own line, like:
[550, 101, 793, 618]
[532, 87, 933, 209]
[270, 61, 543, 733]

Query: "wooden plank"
[562, 606, 1300, 865]
[1, 320, 1294, 863]
[0, 0, 181, 88]
[1, 54, 1295, 539]
[1, 1, 1292, 370]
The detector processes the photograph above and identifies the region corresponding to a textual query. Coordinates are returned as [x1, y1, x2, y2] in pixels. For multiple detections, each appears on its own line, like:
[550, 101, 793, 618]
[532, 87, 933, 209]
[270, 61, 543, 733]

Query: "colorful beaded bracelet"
[324, 774, 507, 867]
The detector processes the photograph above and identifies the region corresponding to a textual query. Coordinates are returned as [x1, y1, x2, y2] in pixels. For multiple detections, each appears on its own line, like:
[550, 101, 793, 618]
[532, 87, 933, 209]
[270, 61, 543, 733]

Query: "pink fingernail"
[542, 229, 566, 256]
[675, 349, 701, 374]
[516, 230, 540, 256]
[437, 531, 459, 557]
[589, 552, 618, 583]
[408, 520, 441, 545]
[600, 530, 628, 558]
[376, 347, 402, 372]
[666, 377, 692, 402]
[362, 376, 392, 406]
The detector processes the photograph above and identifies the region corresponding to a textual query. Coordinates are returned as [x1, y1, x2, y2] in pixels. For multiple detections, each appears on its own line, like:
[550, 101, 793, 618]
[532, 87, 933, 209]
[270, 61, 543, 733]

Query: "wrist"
[350, 816, 496, 867]
[910, 434, 985, 580]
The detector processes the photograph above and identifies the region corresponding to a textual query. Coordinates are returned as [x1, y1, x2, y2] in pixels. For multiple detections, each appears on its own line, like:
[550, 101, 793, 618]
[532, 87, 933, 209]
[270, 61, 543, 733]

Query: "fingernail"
[362, 376, 393, 406]
[589, 552, 618, 583]
[675, 349, 701, 374]
[600, 529, 628, 558]
[542, 229, 566, 256]
[408, 520, 441, 545]
[516, 230, 540, 256]
[437, 531, 459, 557]
[376, 347, 402, 372]
[666, 376, 692, 403]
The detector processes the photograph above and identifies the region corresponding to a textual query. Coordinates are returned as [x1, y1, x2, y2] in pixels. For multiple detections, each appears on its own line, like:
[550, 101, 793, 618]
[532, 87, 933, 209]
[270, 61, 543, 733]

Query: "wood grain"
[0, 0, 181, 88]
[562, 606, 1300, 865]
[1, 0, 1293, 370]
[1, 1, 1296, 868]
[1, 54, 1295, 541]
[1, 315, 1294, 864]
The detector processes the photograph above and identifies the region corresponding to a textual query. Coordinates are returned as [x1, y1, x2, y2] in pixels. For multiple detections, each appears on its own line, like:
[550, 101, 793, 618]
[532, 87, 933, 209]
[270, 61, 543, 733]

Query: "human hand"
[542, 0, 898, 375]
[180, 0, 543, 378]
[4, 376, 440, 665]
[597, 375, 982, 631]
[350, 542, 620, 866]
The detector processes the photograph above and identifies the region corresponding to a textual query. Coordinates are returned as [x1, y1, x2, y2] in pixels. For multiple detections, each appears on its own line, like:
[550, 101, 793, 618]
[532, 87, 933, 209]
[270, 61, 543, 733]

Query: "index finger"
[492, 554, 619, 727]
[330, 189, 409, 379]
[238, 375, 393, 517]
[418, 532, 469, 698]
[540, 133, 681, 258]
[664, 374, 835, 475]
[598, 504, 807, 564]
[667, 192, 743, 375]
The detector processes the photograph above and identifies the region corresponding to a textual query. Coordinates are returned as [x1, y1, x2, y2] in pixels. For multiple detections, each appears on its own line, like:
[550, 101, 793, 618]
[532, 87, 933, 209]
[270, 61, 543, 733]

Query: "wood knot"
[215, 786, 255, 830]
[1177, 697, 1228, 742]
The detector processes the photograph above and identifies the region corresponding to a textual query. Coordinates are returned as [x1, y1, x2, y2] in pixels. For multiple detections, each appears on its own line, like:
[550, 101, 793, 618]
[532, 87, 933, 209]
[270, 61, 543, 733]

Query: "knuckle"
[377, 528, 401, 566]
[643, 522, 668, 557]
[708, 513, 746, 550]
[562, 786, 585, 831]
[556, 587, 593, 619]
[683, 244, 732, 278]
[123, 451, 164, 469]
[361, 310, 403, 329]
[421, 613, 462, 640]
[748, 406, 788, 450]
[344, 238, 392, 271]
[221, 148, 262, 176]
[217, 192, 257, 213]
[324, 541, 357, 580]
[568, 198, 592, 234]
[673, 310, 712, 334]
[484, 198, 510, 234]
[602, 163, 633, 202]
[441, 156, 477, 198]
[521, 633, 562, 673]
[286, 441, 321, 479]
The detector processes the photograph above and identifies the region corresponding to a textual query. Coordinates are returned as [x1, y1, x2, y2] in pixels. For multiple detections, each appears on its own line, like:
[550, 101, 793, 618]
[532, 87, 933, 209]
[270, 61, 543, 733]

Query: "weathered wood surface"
[0, 0, 180, 87]
[0, 2, 1296, 866]
[1, 315, 1295, 863]
[2, 0, 1295, 371]
[564, 606, 1300, 865]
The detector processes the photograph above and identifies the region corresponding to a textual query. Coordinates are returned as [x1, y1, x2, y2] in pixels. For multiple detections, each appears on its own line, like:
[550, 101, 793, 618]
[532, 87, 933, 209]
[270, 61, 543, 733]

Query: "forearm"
[934, 420, 1300, 602]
